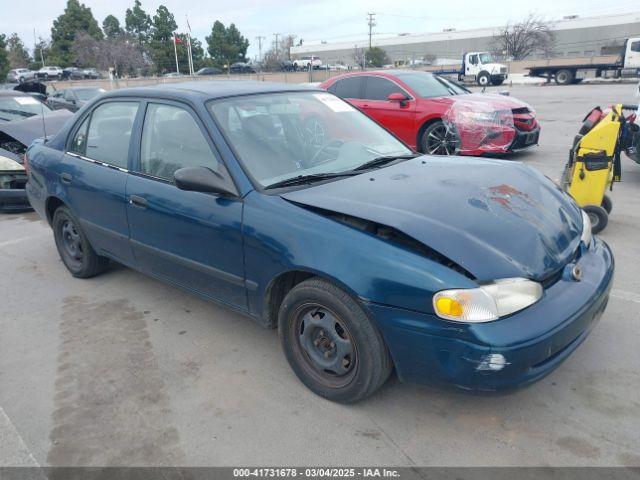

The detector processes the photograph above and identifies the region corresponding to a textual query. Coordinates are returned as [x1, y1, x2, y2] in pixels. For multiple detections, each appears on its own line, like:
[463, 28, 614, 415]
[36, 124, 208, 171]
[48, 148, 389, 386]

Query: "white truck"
[433, 52, 509, 86]
[526, 37, 640, 85]
[293, 56, 323, 70]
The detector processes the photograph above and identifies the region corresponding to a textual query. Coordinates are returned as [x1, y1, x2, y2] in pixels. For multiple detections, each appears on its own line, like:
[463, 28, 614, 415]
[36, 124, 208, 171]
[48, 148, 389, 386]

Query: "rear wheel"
[601, 194, 613, 214]
[278, 278, 392, 403]
[555, 69, 574, 85]
[53, 206, 109, 278]
[420, 121, 458, 155]
[583, 204, 608, 234]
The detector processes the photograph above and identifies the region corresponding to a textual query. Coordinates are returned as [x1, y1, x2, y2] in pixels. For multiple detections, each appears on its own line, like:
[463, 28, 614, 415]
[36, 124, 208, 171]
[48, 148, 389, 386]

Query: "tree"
[72, 31, 144, 76]
[50, 0, 103, 66]
[491, 14, 555, 60]
[103, 15, 124, 39]
[366, 47, 389, 67]
[261, 34, 296, 70]
[0, 35, 9, 80]
[148, 5, 178, 73]
[205, 21, 249, 70]
[7, 34, 31, 68]
[125, 0, 151, 47]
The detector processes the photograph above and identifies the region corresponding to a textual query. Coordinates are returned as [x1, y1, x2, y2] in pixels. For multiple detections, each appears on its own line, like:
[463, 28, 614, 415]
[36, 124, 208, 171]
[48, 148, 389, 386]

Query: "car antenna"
[40, 89, 48, 143]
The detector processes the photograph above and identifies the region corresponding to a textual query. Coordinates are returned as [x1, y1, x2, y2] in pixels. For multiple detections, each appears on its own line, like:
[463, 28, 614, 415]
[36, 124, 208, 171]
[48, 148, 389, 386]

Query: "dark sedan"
[48, 87, 106, 112]
[25, 82, 612, 402]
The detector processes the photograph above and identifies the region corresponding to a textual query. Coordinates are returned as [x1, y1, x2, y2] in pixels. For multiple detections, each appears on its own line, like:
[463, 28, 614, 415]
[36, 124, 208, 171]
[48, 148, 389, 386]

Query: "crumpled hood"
[282, 157, 582, 282]
[0, 109, 73, 147]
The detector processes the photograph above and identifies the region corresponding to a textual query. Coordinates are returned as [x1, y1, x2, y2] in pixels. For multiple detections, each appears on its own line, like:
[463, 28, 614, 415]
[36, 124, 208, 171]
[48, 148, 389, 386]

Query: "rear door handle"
[60, 173, 72, 184]
[129, 195, 148, 209]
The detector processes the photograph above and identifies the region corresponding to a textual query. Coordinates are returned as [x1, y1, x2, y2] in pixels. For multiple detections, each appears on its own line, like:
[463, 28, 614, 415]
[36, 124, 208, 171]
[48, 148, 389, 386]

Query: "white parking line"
[611, 289, 640, 304]
[0, 405, 40, 467]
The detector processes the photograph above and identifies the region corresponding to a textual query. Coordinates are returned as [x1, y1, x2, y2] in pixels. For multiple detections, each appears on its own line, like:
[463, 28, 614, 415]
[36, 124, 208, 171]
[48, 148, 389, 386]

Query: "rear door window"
[85, 102, 139, 168]
[334, 76, 364, 99]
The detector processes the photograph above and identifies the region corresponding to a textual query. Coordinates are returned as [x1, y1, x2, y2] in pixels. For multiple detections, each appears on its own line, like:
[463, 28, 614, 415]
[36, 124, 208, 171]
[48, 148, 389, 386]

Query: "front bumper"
[510, 127, 540, 151]
[366, 237, 614, 391]
[0, 188, 32, 212]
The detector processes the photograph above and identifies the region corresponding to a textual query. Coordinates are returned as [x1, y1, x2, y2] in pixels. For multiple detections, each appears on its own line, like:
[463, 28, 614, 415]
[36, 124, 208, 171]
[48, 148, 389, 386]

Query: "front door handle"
[60, 173, 72, 184]
[129, 195, 148, 209]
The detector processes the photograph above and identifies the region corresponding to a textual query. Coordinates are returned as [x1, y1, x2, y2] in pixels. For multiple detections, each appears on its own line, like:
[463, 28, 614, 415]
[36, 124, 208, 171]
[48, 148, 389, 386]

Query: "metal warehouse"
[290, 12, 640, 65]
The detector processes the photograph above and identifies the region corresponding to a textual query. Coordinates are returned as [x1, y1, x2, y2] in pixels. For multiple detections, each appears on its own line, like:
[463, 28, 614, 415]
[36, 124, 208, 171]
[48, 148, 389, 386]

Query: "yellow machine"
[563, 103, 639, 233]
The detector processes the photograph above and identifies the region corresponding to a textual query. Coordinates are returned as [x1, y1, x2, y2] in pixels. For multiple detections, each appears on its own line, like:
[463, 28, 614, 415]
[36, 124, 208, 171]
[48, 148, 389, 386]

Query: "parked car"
[6, 68, 37, 84]
[279, 60, 295, 72]
[0, 91, 72, 212]
[320, 70, 540, 155]
[83, 68, 101, 79]
[25, 81, 612, 403]
[37, 66, 64, 80]
[48, 87, 106, 112]
[62, 67, 85, 80]
[229, 62, 256, 74]
[196, 67, 223, 76]
[163, 72, 185, 78]
[13, 81, 49, 105]
[293, 56, 322, 70]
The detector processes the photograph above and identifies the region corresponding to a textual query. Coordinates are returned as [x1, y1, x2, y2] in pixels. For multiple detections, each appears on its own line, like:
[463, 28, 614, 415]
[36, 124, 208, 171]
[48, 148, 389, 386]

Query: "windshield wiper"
[0, 108, 34, 118]
[351, 154, 419, 171]
[265, 172, 359, 190]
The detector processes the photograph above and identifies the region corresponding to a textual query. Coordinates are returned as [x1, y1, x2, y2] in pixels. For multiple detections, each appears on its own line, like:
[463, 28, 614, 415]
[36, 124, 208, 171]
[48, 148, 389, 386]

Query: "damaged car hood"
[281, 156, 582, 282]
[0, 109, 73, 147]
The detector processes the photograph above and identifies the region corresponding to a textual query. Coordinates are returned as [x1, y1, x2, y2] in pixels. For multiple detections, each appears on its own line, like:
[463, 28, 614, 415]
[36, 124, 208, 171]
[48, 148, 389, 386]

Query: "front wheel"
[477, 72, 490, 86]
[278, 278, 392, 403]
[583, 204, 608, 234]
[420, 121, 458, 155]
[53, 206, 109, 278]
[555, 69, 574, 85]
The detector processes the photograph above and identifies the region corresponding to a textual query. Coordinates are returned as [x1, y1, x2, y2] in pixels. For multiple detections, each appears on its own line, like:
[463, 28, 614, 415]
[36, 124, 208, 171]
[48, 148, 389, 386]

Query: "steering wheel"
[307, 139, 344, 167]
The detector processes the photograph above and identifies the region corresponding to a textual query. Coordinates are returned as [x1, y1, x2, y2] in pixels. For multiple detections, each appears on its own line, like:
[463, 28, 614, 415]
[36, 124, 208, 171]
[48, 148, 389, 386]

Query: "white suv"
[38, 66, 64, 80]
[293, 56, 322, 70]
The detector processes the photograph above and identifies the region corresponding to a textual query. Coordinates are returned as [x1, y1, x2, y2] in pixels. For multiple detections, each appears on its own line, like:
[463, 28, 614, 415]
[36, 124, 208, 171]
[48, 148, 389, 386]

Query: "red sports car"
[319, 70, 540, 156]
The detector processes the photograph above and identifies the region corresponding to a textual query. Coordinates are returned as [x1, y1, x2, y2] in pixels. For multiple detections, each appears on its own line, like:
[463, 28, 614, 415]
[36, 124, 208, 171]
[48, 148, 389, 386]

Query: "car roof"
[0, 90, 30, 97]
[103, 80, 321, 101]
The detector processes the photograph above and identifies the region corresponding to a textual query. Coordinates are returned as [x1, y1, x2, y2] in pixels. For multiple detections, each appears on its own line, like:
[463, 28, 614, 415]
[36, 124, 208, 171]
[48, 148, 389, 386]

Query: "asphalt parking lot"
[1, 82, 639, 468]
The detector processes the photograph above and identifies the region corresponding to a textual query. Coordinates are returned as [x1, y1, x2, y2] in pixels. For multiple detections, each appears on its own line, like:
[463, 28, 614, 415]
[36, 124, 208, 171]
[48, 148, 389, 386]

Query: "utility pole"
[273, 33, 280, 59]
[256, 36, 265, 62]
[367, 12, 376, 50]
[34, 28, 44, 68]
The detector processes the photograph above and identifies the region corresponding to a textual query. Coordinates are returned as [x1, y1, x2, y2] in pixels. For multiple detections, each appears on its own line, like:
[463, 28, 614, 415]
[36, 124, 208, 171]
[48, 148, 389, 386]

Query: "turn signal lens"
[433, 278, 543, 323]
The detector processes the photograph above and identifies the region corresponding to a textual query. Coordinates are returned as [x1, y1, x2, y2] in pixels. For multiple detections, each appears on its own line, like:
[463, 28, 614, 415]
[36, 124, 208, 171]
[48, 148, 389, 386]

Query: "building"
[290, 12, 640, 66]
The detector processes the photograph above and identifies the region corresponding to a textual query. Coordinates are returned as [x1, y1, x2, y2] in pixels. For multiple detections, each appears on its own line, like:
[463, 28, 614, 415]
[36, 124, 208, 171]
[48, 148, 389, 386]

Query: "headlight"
[457, 111, 496, 123]
[433, 278, 543, 323]
[581, 209, 592, 246]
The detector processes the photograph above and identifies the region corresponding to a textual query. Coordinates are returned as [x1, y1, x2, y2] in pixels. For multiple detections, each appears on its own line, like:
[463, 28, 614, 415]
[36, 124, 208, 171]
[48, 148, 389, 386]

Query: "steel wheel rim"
[479, 75, 489, 86]
[425, 124, 456, 155]
[588, 212, 599, 229]
[60, 219, 83, 267]
[292, 303, 358, 388]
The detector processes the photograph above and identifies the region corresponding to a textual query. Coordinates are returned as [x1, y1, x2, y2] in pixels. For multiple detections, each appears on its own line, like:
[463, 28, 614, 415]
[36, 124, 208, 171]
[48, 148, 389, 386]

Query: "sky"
[1, 0, 639, 59]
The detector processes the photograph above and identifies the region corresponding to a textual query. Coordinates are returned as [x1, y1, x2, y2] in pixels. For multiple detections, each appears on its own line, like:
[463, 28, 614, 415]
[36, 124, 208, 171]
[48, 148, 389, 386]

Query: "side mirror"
[174, 166, 237, 197]
[388, 92, 409, 106]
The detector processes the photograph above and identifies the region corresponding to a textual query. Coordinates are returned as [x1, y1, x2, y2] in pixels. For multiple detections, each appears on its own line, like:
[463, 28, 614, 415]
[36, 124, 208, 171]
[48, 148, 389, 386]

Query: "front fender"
[242, 191, 475, 319]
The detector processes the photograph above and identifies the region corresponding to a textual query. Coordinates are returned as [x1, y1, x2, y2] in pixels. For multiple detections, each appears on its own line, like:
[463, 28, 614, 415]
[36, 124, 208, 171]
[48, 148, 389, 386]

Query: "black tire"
[420, 121, 458, 155]
[477, 72, 490, 87]
[555, 69, 574, 85]
[278, 278, 392, 403]
[583, 205, 608, 234]
[43, 73, 49, 80]
[601, 194, 612, 214]
[18, 76, 25, 84]
[52, 206, 109, 278]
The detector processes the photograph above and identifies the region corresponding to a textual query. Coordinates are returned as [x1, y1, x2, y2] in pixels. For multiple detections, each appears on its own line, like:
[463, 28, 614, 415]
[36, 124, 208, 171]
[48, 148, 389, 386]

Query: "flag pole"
[173, 33, 179, 74]
[185, 16, 194, 75]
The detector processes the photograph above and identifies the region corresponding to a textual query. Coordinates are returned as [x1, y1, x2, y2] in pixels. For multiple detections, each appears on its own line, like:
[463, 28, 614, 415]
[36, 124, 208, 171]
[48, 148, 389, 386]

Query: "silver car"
[6, 69, 36, 84]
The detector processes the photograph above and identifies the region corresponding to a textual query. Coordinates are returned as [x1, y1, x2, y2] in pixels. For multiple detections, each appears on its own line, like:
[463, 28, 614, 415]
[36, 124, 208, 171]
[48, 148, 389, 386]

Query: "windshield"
[395, 72, 469, 98]
[75, 88, 105, 101]
[478, 53, 494, 64]
[0, 96, 52, 122]
[209, 91, 412, 188]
